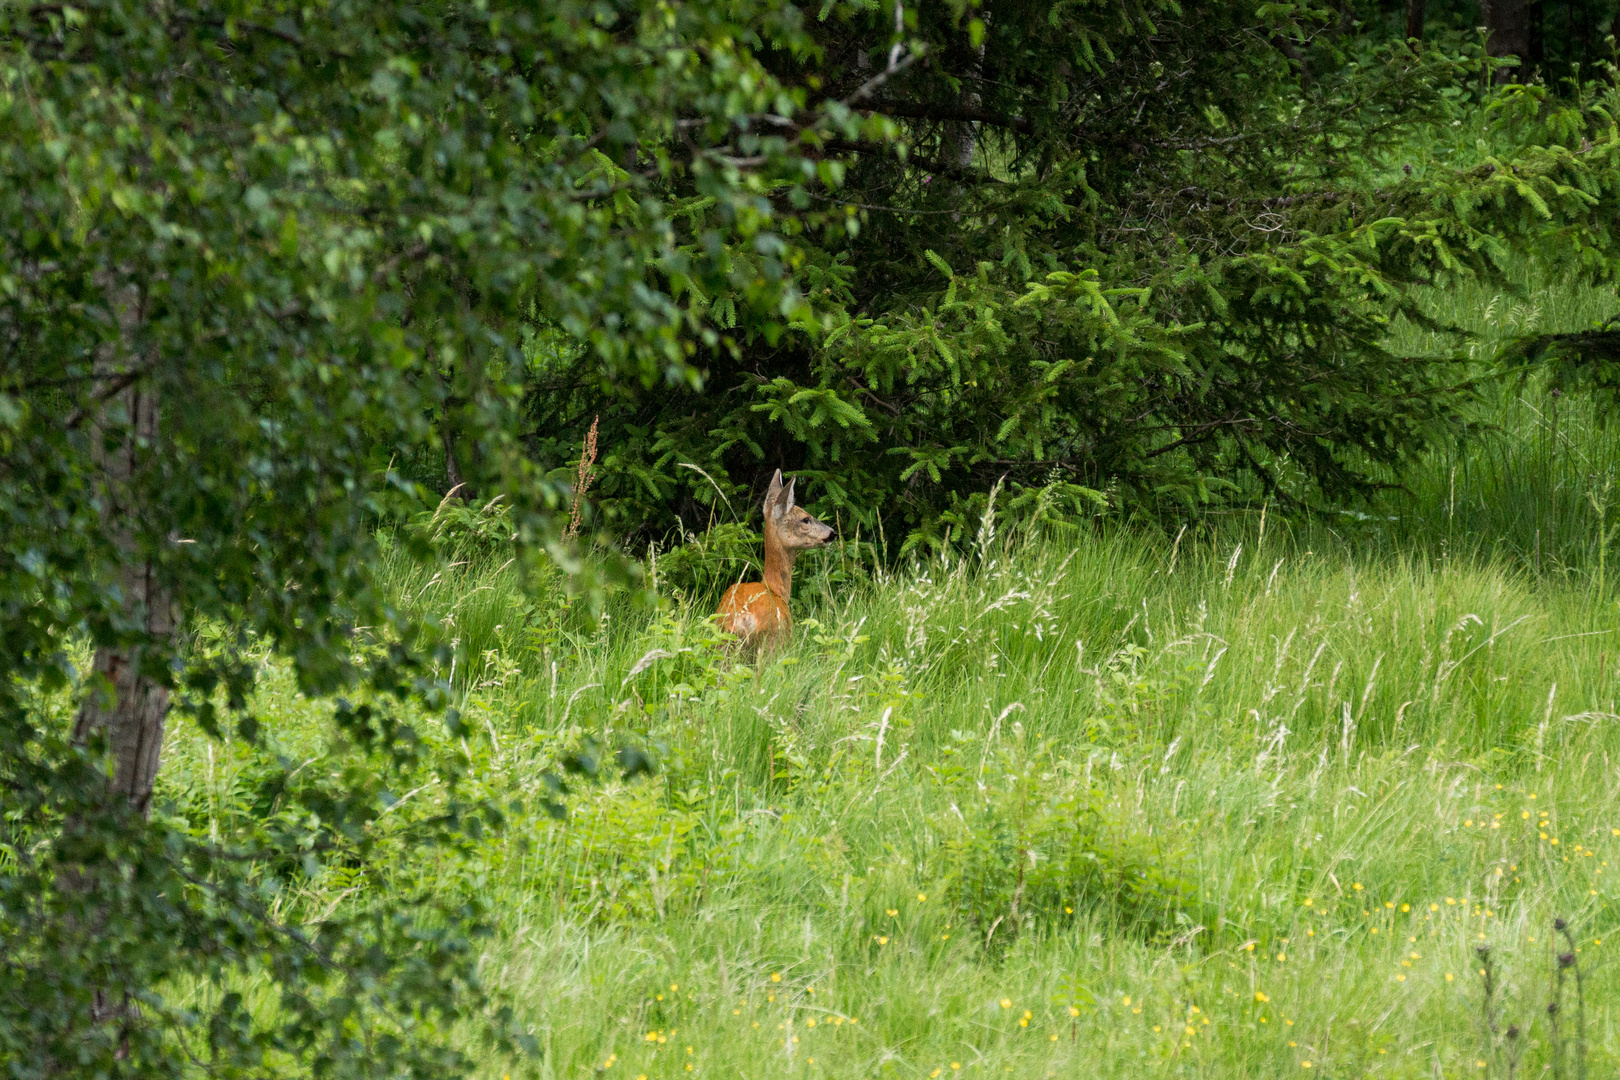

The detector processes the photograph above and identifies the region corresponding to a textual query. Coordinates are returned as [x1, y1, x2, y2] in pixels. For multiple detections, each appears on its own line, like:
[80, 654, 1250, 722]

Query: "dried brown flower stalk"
[564, 416, 599, 541]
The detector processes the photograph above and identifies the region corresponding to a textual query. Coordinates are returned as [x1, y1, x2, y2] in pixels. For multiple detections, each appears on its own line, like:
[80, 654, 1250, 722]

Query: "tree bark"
[1482, 0, 1542, 81]
[946, 36, 987, 170]
[66, 279, 175, 1042]
[444, 421, 470, 499]
[71, 524, 173, 818]
[1405, 0, 1424, 42]
[72, 280, 174, 815]
[439, 344, 475, 500]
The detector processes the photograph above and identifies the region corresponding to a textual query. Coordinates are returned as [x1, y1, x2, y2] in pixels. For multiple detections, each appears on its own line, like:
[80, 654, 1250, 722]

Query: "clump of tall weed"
[930, 727, 1193, 951]
[409, 489, 519, 554]
[651, 522, 763, 604]
[616, 612, 740, 715]
[541, 777, 746, 924]
[1474, 918, 1593, 1079]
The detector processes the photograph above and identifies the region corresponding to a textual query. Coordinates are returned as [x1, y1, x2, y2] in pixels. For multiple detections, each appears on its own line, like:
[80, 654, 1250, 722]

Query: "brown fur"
[717, 469, 833, 651]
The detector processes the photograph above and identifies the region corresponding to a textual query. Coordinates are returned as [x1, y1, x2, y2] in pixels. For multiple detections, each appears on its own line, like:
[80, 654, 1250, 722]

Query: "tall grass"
[148, 261, 1620, 1079]
[1372, 264, 1620, 576]
[159, 524, 1620, 1079]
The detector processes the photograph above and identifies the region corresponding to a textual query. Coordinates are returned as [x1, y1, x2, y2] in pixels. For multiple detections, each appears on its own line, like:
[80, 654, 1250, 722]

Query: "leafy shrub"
[930, 729, 1192, 949]
[651, 522, 763, 605]
[409, 495, 521, 556]
[544, 778, 745, 924]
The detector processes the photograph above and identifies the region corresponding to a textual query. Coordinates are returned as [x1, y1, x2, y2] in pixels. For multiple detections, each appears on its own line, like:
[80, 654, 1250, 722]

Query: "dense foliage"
[3, 0, 1620, 1075]
[524, 2, 1620, 551]
[0, 0, 815, 1074]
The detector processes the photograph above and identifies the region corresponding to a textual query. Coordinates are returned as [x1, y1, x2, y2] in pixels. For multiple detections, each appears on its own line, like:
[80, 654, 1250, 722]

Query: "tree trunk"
[68, 279, 175, 1037]
[73, 280, 173, 814]
[71, 537, 173, 818]
[947, 37, 986, 170]
[945, 30, 986, 225]
[1405, 0, 1424, 42]
[444, 421, 470, 499]
[1482, 0, 1541, 81]
[439, 346, 475, 500]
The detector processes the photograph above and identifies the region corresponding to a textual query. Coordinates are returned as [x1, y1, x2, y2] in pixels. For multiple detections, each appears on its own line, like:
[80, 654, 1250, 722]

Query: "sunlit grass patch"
[157, 519, 1620, 1078]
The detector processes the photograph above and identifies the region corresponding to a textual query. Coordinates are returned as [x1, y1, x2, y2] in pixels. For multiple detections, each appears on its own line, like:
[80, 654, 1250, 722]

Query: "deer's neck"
[763, 529, 793, 601]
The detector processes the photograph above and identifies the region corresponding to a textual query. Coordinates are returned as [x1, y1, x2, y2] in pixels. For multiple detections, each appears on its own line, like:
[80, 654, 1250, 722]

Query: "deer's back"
[717, 583, 789, 648]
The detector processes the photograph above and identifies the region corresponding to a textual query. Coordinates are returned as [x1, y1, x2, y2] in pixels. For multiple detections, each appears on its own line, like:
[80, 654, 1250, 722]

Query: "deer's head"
[764, 469, 833, 551]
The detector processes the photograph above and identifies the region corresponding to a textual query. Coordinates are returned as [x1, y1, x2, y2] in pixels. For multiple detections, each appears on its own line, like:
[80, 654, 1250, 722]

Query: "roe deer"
[717, 469, 833, 651]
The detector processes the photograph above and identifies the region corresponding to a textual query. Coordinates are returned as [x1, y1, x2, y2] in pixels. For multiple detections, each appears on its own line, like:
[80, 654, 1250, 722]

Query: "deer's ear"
[764, 469, 785, 520]
[783, 478, 796, 512]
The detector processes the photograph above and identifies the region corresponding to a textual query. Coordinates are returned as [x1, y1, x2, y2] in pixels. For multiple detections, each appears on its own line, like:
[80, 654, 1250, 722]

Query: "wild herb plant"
[932, 728, 1193, 952]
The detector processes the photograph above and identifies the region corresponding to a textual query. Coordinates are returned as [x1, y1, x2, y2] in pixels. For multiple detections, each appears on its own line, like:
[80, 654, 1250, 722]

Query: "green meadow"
[139, 262, 1620, 1080]
[155, 362, 1620, 1078]
[16, 7, 1620, 1078]
[160, 523, 1620, 1079]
